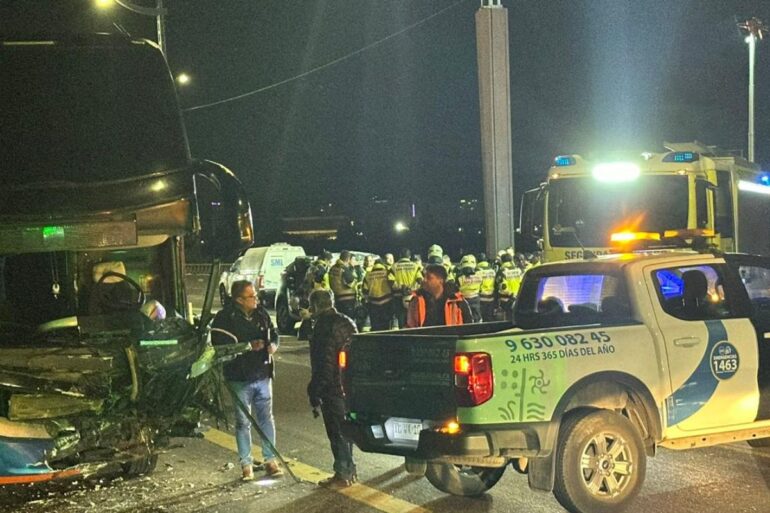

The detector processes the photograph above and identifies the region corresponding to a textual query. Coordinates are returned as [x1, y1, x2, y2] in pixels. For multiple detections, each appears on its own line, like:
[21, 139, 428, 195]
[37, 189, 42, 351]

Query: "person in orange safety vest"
[405, 264, 472, 328]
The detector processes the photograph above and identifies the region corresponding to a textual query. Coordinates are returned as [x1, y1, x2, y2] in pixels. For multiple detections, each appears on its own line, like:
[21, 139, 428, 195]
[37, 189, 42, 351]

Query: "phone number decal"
[505, 332, 615, 363]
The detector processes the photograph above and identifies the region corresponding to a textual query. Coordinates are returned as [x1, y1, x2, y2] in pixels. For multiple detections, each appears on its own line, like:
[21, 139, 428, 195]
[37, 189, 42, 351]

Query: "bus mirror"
[192, 161, 254, 261]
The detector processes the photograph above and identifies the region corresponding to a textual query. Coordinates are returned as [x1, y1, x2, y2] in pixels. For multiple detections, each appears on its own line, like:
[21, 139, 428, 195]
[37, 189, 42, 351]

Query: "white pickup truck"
[342, 250, 770, 513]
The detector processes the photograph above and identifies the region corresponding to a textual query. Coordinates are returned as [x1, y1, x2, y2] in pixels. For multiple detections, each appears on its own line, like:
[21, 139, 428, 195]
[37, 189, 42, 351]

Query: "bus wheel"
[553, 410, 646, 513]
[748, 437, 770, 448]
[424, 462, 505, 496]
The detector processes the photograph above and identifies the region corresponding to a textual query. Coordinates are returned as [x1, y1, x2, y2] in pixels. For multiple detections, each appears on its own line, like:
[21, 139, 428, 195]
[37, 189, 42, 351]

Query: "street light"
[394, 221, 409, 233]
[176, 73, 191, 86]
[95, 0, 168, 55]
[738, 17, 767, 163]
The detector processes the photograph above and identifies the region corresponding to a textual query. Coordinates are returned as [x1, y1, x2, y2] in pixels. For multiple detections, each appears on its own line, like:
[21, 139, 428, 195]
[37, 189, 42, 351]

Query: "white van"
[219, 243, 305, 307]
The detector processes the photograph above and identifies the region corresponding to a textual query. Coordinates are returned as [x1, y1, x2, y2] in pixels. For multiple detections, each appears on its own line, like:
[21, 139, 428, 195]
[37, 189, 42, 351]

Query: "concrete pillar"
[476, 1, 514, 256]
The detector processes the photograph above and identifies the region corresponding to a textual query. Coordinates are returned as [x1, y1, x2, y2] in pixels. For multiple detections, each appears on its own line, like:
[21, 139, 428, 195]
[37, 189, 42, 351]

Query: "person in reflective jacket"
[406, 264, 472, 328]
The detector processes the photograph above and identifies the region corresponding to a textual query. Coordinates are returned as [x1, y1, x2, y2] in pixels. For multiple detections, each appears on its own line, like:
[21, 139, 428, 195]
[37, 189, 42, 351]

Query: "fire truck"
[518, 142, 770, 262]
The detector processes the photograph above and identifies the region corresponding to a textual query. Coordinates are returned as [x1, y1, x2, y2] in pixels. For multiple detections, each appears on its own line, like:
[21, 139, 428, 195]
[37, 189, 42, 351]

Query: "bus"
[0, 34, 252, 483]
[518, 142, 770, 262]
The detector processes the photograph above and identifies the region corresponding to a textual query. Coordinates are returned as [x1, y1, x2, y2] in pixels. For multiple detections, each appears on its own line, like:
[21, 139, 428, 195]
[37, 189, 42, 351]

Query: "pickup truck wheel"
[748, 437, 770, 448]
[276, 297, 294, 334]
[404, 457, 427, 476]
[553, 410, 646, 513]
[424, 462, 506, 496]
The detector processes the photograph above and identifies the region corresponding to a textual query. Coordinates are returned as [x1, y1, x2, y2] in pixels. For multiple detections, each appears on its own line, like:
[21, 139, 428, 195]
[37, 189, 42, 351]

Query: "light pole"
[96, 0, 168, 55]
[738, 17, 766, 163]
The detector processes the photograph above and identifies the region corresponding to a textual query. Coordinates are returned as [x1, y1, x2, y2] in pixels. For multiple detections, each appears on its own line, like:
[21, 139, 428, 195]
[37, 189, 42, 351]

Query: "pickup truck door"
[725, 254, 770, 421]
[646, 260, 759, 433]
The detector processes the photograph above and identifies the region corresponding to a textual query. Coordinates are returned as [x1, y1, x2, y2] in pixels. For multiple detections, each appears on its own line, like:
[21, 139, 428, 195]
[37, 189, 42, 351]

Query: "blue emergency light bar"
[662, 151, 699, 163]
[554, 155, 576, 167]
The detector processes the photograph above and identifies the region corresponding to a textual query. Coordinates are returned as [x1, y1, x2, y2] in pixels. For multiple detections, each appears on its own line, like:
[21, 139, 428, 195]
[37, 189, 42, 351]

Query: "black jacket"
[308, 308, 357, 401]
[211, 304, 278, 382]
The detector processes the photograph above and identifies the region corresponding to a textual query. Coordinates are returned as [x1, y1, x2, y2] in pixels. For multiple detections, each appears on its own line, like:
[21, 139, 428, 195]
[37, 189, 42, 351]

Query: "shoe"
[242, 465, 254, 481]
[318, 474, 354, 489]
[264, 461, 284, 477]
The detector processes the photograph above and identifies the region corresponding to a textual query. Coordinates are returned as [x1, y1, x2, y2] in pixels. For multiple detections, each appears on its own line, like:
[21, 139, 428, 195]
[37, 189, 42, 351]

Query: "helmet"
[459, 254, 477, 269]
[428, 244, 443, 258]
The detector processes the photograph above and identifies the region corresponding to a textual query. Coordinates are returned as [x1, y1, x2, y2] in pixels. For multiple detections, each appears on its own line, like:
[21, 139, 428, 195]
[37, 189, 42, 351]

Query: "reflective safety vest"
[409, 292, 465, 327]
[478, 267, 497, 303]
[457, 272, 482, 299]
[329, 260, 357, 302]
[390, 258, 422, 297]
[308, 259, 330, 291]
[363, 262, 393, 305]
[497, 262, 523, 302]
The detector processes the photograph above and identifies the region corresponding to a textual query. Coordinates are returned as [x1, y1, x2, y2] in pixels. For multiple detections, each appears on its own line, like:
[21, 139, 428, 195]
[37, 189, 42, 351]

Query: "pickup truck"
[342, 250, 770, 513]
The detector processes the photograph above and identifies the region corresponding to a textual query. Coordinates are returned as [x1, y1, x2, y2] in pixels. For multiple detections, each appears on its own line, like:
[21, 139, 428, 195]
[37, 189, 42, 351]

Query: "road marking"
[275, 355, 310, 368]
[203, 428, 430, 513]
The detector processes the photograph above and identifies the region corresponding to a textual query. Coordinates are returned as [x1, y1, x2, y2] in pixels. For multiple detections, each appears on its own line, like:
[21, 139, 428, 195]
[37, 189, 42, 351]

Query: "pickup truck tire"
[553, 409, 646, 513]
[404, 457, 427, 476]
[276, 297, 294, 335]
[424, 462, 506, 496]
[748, 437, 770, 448]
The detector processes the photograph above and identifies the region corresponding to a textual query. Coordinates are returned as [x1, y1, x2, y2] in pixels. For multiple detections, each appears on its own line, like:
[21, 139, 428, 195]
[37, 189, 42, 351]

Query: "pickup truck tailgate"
[346, 333, 456, 420]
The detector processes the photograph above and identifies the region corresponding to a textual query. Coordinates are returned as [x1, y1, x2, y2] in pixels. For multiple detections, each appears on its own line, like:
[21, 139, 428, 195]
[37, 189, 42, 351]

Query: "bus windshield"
[547, 175, 689, 247]
[0, 41, 189, 185]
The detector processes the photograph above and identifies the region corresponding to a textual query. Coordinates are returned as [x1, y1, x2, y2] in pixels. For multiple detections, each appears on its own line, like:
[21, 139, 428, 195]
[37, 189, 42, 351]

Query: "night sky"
[4, 0, 770, 253]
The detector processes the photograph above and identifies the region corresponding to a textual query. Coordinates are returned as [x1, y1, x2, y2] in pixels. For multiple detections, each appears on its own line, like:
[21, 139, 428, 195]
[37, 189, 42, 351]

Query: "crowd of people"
[301, 244, 541, 330]
[209, 244, 541, 488]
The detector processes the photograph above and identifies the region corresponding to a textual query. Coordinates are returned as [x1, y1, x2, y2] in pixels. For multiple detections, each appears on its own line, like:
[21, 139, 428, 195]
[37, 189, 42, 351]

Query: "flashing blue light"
[760, 174, 770, 185]
[663, 152, 699, 163]
[554, 155, 576, 167]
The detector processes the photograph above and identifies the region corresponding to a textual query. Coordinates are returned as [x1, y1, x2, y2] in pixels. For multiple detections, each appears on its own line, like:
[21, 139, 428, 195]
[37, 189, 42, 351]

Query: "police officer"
[456, 254, 482, 323]
[329, 250, 358, 321]
[363, 258, 394, 331]
[307, 251, 333, 291]
[496, 253, 522, 321]
[426, 244, 443, 265]
[390, 248, 422, 329]
[476, 254, 497, 322]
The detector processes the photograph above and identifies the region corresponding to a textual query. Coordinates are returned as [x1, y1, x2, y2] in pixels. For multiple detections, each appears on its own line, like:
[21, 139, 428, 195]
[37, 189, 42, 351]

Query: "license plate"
[392, 420, 422, 441]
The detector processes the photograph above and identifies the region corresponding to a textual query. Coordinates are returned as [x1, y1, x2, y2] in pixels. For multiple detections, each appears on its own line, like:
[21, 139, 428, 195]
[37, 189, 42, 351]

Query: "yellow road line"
[203, 428, 430, 513]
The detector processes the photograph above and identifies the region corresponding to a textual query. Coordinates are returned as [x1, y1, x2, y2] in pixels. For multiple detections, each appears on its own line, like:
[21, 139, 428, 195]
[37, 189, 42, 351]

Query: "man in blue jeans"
[211, 280, 282, 481]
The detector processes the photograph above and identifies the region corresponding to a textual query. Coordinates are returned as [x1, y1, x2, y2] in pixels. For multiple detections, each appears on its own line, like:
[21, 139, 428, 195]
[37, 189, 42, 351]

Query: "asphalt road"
[3, 283, 770, 512]
[4, 333, 770, 513]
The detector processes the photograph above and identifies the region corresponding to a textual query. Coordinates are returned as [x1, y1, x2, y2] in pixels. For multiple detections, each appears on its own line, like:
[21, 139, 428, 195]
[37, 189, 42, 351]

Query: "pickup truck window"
[654, 264, 733, 321]
[737, 264, 770, 314]
[516, 272, 631, 328]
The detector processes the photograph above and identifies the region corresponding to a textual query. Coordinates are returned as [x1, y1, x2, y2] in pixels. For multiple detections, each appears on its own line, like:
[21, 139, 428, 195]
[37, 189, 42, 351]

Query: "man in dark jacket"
[307, 289, 358, 488]
[211, 280, 281, 481]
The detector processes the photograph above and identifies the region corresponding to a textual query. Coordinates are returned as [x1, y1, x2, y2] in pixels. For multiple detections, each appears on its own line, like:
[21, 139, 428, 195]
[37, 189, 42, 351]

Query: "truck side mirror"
[191, 160, 254, 261]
